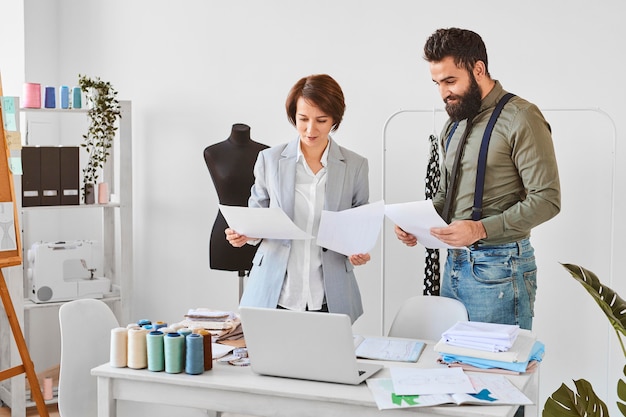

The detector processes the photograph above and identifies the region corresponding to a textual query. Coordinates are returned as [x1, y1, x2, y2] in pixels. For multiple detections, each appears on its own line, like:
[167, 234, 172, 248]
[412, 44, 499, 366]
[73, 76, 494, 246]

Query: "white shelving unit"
[0, 100, 132, 417]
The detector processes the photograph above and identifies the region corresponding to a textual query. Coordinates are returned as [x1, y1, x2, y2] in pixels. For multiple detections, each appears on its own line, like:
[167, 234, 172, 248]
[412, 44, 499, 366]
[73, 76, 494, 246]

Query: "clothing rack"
[380, 107, 617, 336]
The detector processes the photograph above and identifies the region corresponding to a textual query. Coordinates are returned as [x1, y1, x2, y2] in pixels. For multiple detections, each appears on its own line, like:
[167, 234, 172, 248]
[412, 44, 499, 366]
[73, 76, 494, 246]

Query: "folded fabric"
[434, 329, 537, 363]
[439, 340, 545, 373]
[185, 308, 236, 320]
[442, 321, 520, 352]
[443, 338, 514, 352]
[438, 358, 540, 375]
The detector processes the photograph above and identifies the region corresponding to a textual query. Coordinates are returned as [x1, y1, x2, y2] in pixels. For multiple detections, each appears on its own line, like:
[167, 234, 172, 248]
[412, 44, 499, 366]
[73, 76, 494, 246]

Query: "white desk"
[92, 342, 538, 417]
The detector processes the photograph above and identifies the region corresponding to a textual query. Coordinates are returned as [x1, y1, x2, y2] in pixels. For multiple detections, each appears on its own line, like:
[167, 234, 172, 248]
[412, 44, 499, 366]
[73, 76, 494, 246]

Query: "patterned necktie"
[424, 134, 441, 295]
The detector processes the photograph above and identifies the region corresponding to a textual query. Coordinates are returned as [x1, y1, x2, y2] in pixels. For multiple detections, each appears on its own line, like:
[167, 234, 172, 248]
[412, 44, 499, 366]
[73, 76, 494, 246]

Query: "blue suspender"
[472, 93, 515, 220]
[445, 122, 459, 152]
[442, 93, 516, 221]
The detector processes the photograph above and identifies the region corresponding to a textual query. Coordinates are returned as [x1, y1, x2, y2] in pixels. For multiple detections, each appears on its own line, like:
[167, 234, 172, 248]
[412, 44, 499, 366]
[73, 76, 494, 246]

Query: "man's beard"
[445, 75, 482, 122]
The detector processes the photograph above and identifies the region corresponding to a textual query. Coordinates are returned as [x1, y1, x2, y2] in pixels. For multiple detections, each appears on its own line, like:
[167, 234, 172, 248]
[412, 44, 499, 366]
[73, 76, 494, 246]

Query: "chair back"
[387, 295, 469, 341]
[58, 299, 119, 417]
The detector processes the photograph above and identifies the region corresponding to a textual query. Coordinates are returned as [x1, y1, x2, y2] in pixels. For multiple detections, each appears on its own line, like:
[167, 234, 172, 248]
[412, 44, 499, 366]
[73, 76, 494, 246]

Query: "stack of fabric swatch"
[434, 321, 544, 375]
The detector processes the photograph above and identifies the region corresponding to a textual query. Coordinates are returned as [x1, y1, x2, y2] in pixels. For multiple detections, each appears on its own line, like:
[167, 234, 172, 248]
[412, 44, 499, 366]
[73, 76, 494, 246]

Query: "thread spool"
[146, 331, 165, 372]
[178, 327, 192, 365]
[178, 328, 192, 337]
[60, 85, 70, 109]
[194, 329, 213, 371]
[127, 328, 148, 369]
[164, 333, 184, 373]
[72, 86, 82, 108]
[44, 86, 56, 108]
[154, 321, 167, 330]
[137, 319, 152, 327]
[42, 377, 53, 400]
[110, 327, 128, 368]
[22, 83, 41, 108]
[98, 182, 109, 204]
[185, 334, 204, 375]
[158, 327, 175, 334]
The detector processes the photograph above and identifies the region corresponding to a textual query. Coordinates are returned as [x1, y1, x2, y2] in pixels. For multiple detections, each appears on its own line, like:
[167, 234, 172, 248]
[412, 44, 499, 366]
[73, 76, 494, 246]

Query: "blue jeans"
[441, 238, 537, 330]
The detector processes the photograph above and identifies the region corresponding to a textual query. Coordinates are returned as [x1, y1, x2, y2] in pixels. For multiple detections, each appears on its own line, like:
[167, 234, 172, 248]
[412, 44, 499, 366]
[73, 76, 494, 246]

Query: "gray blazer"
[239, 138, 369, 323]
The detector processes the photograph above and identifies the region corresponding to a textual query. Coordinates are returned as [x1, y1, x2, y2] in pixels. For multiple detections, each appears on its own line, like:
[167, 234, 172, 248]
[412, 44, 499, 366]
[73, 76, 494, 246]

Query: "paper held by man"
[384, 200, 462, 249]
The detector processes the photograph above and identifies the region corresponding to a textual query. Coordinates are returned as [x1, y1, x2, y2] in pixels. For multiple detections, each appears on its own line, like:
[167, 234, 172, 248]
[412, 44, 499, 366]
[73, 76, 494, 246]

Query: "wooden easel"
[0, 74, 49, 416]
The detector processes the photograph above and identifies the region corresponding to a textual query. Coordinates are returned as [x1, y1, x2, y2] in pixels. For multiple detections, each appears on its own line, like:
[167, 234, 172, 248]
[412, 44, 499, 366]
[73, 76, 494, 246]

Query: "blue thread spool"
[60, 85, 69, 109]
[185, 334, 204, 375]
[44, 86, 55, 108]
[154, 321, 167, 330]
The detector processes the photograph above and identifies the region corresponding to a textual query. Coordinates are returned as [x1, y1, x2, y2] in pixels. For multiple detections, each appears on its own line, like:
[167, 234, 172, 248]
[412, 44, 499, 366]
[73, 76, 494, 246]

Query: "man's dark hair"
[423, 28, 490, 76]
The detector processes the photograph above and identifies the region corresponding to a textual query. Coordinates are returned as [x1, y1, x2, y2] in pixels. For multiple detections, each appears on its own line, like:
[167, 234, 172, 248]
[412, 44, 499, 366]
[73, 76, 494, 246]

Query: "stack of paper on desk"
[366, 370, 533, 410]
[353, 336, 425, 362]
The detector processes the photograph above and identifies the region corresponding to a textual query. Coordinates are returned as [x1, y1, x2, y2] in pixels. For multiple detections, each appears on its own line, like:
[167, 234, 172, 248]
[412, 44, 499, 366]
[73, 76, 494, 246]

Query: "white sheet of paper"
[384, 200, 460, 249]
[218, 204, 313, 240]
[390, 367, 475, 396]
[316, 200, 384, 256]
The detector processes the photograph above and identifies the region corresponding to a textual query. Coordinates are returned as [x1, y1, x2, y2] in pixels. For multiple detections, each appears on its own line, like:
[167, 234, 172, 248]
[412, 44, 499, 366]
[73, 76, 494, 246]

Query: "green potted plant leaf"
[542, 263, 626, 416]
[78, 74, 121, 204]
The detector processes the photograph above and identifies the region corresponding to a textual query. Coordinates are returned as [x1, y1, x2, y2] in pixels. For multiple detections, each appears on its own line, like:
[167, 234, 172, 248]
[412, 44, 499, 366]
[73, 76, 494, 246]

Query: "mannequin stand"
[237, 270, 249, 302]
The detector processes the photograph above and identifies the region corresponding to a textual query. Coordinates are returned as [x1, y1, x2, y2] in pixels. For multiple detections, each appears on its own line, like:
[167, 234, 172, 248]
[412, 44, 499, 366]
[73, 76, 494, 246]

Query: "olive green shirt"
[433, 81, 561, 246]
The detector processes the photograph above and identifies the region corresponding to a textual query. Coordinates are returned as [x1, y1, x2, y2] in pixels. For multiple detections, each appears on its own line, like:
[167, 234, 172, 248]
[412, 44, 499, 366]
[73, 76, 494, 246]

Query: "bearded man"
[395, 28, 561, 331]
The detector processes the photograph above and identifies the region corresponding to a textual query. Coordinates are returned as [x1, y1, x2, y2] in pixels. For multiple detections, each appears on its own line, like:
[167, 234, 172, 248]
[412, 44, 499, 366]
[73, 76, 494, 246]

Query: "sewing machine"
[26, 240, 111, 303]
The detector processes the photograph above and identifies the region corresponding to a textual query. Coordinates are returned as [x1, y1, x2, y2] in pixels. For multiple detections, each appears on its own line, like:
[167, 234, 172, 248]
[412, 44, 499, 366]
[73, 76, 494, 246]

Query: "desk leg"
[96, 375, 116, 417]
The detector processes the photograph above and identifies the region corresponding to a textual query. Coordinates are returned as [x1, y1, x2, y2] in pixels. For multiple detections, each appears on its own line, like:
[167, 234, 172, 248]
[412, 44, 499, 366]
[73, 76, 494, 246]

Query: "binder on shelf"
[60, 146, 79, 205]
[21, 146, 41, 207]
[40, 146, 61, 206]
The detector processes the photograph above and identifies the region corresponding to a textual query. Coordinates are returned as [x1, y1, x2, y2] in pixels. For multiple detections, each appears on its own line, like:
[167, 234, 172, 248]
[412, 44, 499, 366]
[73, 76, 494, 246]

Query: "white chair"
[58, 298, 119, 417]
[387, 295, 469, 341]
[58, 299, 222, 417]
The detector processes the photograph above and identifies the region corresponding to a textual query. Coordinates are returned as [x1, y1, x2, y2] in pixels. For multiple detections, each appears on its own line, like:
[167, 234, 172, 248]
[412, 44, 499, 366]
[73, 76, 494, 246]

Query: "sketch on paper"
[0, 202, 17, 251]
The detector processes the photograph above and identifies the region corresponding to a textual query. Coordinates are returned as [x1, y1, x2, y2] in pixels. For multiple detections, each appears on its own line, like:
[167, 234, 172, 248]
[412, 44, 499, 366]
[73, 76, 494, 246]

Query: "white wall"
[1, 0, 624, 415]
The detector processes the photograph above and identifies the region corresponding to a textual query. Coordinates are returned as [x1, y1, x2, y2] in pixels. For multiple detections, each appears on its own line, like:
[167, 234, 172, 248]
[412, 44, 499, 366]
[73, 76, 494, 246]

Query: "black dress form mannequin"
[204, 123, 269, 278]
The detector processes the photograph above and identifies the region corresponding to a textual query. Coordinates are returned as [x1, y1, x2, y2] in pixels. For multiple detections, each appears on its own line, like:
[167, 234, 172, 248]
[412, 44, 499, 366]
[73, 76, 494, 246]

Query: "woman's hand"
[349, 253, 371, 266]
[225, 228, 250, 248]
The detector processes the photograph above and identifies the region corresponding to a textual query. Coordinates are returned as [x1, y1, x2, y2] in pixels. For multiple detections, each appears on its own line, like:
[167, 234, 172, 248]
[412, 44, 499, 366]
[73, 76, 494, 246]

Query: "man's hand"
[394, 225, 417, 247]
[430, 220, 487, 247]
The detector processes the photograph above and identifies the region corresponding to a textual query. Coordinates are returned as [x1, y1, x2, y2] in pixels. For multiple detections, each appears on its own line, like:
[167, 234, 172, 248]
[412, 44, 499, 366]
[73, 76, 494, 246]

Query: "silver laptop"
[239, 306, 383, 385]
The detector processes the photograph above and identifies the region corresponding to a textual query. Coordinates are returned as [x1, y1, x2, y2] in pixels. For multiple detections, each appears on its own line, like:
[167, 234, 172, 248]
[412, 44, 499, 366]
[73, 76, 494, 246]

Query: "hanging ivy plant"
[78, 74, 121, 200]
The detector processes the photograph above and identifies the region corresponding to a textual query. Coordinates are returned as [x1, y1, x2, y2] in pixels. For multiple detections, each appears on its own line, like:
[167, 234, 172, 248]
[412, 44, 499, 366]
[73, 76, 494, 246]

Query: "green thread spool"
[164, 333, 184, 373]
[146, 331, 165, 372]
